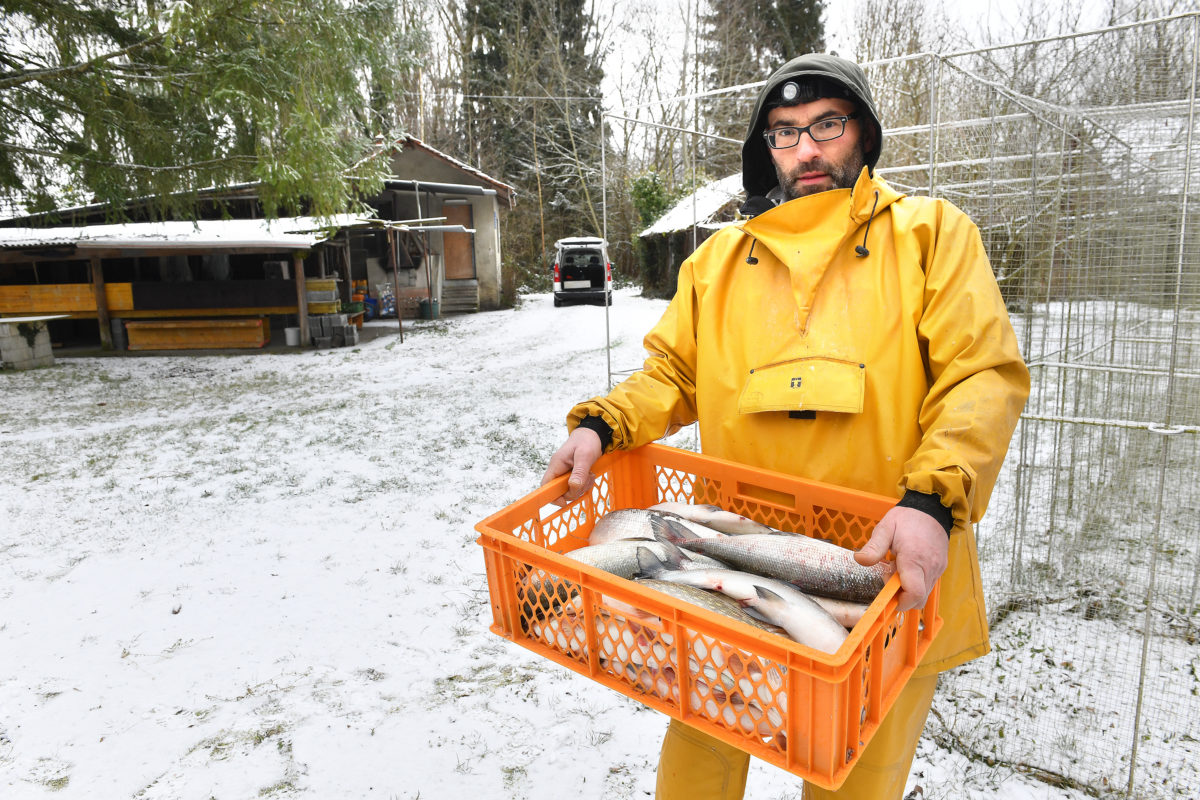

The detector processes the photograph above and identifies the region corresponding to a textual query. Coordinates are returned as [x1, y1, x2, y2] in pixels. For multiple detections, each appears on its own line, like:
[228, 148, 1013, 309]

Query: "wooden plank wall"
[0, 283, 298, 318]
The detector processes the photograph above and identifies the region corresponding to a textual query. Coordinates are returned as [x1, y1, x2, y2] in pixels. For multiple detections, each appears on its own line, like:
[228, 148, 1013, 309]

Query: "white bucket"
[284, 326, 301, 346]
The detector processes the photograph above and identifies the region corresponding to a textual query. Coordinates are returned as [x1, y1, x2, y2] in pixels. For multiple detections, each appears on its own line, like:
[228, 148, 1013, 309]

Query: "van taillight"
[553, 262, 561, 281]
[606, 262, 612, 283]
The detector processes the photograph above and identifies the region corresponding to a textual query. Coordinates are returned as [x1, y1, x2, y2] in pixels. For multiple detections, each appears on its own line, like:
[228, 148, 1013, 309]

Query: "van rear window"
[562, 249, 602, 265]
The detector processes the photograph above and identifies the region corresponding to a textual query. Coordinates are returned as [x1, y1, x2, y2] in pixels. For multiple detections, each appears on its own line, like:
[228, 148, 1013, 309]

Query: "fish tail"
[635, 546, 672, 578]
[655, 536, 693, 568]
[650, 514, 692, 543]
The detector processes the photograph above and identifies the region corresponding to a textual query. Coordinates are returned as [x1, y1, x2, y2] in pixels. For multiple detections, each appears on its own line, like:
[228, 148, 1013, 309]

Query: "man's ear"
[859, 127, 875, 159]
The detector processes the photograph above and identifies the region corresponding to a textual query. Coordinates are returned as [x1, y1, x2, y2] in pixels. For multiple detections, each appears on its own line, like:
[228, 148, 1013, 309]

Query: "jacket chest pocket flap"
[738, 357, 865, 415]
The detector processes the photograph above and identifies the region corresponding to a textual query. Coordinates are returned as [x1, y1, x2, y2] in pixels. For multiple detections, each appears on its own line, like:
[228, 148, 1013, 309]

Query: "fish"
[563, 537, 726, 580]
[656, 528, 893, 604]
[648, 502, 776, 535]
[652, 514, 730, 540]
[589, 509, 697, 546]
[635, 578, 790, 637]
[741, 586, 848, 654]
[518, 535, 727, 626]
[808, 595, 870, 629]
[636, 548, 849, 653]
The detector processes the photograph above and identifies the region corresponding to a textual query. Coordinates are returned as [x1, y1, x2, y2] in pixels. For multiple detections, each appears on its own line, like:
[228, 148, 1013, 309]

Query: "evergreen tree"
[0, 0, 420, 220]
[460, 0, 605, 295]
[699, 0, 825, 176]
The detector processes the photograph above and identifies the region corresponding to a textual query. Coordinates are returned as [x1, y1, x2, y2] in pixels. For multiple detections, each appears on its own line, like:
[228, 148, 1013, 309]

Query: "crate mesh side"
[655, 465, 710, 504]
[516, 566, 589, 665]
[590, 607, 681, 704]
[812, 506, 878, 549]
[686, 631, 789, 748]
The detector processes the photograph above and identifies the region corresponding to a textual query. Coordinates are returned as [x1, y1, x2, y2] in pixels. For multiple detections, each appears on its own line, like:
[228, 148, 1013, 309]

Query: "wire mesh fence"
[863, 15, 1200, 799]
[607, 13, 1200, 797]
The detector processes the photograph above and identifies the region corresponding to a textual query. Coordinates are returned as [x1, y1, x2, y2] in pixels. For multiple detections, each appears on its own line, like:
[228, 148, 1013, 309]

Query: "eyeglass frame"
[762, 113, 860, 149]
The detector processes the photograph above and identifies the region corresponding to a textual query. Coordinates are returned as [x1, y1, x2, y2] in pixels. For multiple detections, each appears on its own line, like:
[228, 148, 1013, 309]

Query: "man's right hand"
[541, 427, 603, 506]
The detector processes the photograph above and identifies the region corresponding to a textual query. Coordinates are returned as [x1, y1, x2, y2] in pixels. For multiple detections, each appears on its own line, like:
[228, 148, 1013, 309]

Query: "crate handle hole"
[734, 482, 797, 512]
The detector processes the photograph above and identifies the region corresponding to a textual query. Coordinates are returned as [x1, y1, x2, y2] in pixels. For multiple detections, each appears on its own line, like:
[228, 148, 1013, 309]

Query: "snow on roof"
[0, 214, 371, 252]
[640, 174, 745, 237]
[2, 137, 513, 224]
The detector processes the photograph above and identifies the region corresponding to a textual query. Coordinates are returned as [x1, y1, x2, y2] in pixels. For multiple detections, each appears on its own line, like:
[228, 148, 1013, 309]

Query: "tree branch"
[0, 31, 169, 91]
[1, 142, 259, 173]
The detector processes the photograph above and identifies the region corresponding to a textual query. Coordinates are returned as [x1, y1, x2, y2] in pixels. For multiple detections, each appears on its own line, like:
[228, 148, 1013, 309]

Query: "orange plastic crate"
[474, 443, 942, 791]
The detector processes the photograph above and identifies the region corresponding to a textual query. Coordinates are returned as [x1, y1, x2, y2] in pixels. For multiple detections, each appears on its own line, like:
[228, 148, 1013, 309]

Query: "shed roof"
[395, 135, 517, 205]
[0, 214, 369, 253]
[1, 137, 514, 226]
[640, 175, 745, 237]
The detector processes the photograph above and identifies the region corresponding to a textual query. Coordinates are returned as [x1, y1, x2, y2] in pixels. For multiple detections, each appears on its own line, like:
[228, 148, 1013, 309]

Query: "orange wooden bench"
[124, 318, 270, 350]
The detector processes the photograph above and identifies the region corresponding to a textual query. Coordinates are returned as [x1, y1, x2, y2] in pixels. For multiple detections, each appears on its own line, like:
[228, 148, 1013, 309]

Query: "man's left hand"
[854, 506, 949, 612]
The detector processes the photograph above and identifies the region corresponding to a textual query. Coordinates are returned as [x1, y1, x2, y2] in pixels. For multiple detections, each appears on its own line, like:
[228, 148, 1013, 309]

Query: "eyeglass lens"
[765, 117, 848, 148]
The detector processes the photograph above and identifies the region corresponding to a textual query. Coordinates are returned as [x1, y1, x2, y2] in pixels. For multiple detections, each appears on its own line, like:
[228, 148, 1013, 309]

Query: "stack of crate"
[307, 313, 359, 348]
[306, 278, 340, 314]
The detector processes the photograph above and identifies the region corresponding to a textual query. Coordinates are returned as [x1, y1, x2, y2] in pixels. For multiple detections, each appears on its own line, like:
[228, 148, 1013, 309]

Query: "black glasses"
[763, 113, 859, 149]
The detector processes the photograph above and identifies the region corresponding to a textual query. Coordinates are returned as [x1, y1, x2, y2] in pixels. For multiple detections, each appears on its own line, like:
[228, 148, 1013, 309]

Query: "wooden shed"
[638, 174, 745, 280]
[0, 137, 515, 350]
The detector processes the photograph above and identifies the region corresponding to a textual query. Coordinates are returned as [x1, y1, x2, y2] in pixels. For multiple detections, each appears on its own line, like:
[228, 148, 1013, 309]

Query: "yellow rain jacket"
[568, 168, 1029, 673]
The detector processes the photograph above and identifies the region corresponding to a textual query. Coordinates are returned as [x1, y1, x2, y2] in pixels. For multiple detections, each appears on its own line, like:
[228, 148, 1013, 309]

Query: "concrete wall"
[0, 320, 54, 370]
[388, 148, 508, 311]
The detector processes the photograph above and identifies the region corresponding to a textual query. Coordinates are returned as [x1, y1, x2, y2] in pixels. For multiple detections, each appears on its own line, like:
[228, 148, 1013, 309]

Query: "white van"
[553, 237, 612, 307]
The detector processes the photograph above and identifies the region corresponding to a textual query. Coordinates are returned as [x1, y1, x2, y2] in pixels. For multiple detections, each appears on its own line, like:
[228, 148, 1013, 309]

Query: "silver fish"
[565, 537, 726, 579]
[589, 509, 695, 545]
[742, 586, 848, 654]
[634, 578, 789, 637]
[636, 549, 849, 653]
[648, 502, 775, 535]
[653, 513, 730, 540]
[808, 595, 869, 629]
[658, 529, 893, 604]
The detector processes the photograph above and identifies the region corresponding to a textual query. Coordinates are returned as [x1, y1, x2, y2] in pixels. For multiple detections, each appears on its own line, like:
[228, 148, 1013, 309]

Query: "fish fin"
[665, 516, 699, 541]
[649, 514, 691, 543]
[743, 606, 772, 622]
[653, 536, 693, 568]
[635, 546, 671, 579]
[755, 585, 784, 602]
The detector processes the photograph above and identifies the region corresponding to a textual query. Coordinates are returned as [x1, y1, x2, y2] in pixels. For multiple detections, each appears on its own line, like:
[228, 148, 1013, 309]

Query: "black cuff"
[576, 415, 614, 453]
[897, 490, 954, 536]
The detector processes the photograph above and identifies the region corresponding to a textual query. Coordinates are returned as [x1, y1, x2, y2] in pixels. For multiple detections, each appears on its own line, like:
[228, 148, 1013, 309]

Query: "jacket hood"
[741, 53, 884, 202]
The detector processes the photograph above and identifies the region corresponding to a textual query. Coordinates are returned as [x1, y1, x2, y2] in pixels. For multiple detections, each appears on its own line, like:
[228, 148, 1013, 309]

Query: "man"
[541, 53, 1029, 799]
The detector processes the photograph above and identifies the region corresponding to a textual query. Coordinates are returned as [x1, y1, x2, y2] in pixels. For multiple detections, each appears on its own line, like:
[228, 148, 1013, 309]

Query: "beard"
[773, 146, 867, 202]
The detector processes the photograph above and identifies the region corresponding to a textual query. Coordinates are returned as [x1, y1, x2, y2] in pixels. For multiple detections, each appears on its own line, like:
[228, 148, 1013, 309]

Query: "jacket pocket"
[738, 356, 866, 414]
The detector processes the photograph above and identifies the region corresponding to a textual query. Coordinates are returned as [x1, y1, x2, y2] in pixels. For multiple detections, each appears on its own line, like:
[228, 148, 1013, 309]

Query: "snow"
[0, 215, 370, 251]
[640, 175, 744, 237]
[1, 289, 1095, 799]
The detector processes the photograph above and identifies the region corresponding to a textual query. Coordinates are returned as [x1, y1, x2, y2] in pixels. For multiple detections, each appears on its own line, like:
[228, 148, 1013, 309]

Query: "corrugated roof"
[640, 175, 745, 237]
[2, 137, 514, 224]
[0, 214, 369, 252]
[396, 135, 517, 206]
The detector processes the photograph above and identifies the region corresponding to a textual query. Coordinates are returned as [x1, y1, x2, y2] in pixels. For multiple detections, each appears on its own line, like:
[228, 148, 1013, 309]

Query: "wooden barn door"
[443, 204, 476, 280]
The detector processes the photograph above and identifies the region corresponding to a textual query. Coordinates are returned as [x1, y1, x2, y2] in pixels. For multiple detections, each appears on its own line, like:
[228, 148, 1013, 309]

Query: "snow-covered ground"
[1, 290, 1096, 799]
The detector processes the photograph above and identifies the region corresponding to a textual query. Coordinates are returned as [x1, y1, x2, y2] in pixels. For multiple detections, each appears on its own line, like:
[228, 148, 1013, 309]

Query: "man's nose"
[792, 133, 823, 161]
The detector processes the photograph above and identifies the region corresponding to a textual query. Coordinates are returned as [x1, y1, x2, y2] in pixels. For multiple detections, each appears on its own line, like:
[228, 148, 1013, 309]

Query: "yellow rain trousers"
[654, 674, 939, 799]
[567, 168, 1029, 797]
